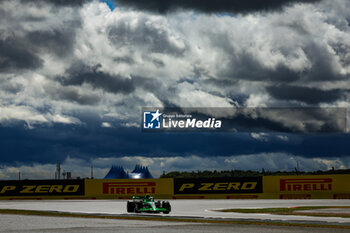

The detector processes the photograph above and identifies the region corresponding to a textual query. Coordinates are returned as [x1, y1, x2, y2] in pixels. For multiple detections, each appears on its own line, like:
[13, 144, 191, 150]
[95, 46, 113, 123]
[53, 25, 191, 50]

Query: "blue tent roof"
[104, 164, 153, 179]
[129, 164, 153, 179]
[104, 165, 128, 179]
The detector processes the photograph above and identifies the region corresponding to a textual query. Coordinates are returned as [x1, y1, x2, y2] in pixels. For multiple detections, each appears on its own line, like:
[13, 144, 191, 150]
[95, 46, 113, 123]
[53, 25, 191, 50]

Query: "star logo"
[150, 109, 162, 122]
[143, 109, 162, 129]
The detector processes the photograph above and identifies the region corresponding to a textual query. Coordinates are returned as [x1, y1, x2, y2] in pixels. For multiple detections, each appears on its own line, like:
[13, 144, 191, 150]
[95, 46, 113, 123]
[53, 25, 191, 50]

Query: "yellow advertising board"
[263, 174, 350, 199]
[1, 175, 350, 200]
[171, 177, 263, 199]
[85, 178, 173, 199]
[0, 179, 86, 200]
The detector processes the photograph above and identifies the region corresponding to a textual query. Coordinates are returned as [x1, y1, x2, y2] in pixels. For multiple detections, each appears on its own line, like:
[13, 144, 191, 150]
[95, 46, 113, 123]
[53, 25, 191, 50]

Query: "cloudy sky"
[0, 0, 350, 179]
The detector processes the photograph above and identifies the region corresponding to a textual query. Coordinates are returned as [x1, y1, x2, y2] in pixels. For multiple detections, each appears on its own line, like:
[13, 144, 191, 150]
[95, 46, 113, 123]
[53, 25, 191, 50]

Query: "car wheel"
[127, 201, 135, 213]
[162, 201, 171, 214]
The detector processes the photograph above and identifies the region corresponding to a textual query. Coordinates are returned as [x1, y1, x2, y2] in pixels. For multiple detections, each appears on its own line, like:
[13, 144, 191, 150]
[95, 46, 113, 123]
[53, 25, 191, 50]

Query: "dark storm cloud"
[205, 32, 302, 82]
[331, 42, 350, 68]
[0, 26, 80, 73]
[26, 26, 80, 58]
[58, 63, 135, 94]
[210, 32, 349, 84]
[302, 42, 348, 81]
[116, 0, 321, 14]
[107, 21, 186, 56]
[222, 52, 301, 82]
[158, 107, 347, 133]
[19, 0, 87, 6]
[266, 85, 344, 104]
[47, 86, 101, 105]
[0, 80, 23, 94]
[0, 0, 82, 72]
[1, 122, 349, 164]
[0, 37, 43, 72]
[113, 56, 135, 65]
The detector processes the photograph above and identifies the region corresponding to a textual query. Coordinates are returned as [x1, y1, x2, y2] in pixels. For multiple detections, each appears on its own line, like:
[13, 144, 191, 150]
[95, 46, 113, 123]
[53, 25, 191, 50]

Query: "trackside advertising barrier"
[173, 177, 263, 199]
[263, 174, 350, 199]
[0, 179, 85, 200]
[0, 175, 349, 200]
[84, 178, 173, 199]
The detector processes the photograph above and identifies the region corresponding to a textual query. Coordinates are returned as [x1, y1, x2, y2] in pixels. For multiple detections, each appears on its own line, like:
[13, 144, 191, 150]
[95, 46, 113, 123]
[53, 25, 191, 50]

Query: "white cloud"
[1, 0, 350, 126]
[101, 122, 112, 128]
[1, 153, 350, 180]
[245, 94, 270, 107]
[250, 133, 269, 142]
[0, 105, 81, 127]
[276, 135, 289, 141]
[175, 82, 233, 107]
[0, 0, 349, 171]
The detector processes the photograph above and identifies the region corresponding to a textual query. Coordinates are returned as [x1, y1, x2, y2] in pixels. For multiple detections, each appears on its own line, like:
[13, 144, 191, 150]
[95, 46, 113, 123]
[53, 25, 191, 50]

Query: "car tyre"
[162, 201, 171, 214]
[127, 201, 135, 213]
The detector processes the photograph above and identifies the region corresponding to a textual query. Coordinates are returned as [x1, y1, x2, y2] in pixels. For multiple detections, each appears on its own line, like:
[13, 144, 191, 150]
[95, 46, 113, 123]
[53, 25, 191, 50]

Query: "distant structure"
[104, 165, 128, 179]
[129, 165, 153, 179]
[61, 170, 72, 180]
[104, 165, 153, 179]
[55, 162, 61, 180]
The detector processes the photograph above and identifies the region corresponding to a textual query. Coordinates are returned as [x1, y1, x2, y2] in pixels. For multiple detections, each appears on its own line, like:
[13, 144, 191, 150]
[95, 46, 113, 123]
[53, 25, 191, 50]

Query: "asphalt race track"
[1, 199, 350, 232]
[1, 214, 350, 233]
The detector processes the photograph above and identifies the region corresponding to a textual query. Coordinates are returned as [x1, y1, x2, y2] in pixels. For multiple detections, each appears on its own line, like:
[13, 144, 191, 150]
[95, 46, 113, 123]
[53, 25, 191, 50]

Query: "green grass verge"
[0, 208, 350, 229]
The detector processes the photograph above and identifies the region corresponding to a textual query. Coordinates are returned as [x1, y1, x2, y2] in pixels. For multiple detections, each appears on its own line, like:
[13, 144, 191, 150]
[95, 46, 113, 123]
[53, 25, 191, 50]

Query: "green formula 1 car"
[127, 195, 171, 214]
